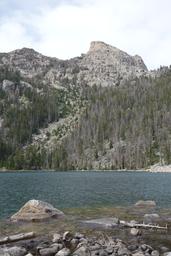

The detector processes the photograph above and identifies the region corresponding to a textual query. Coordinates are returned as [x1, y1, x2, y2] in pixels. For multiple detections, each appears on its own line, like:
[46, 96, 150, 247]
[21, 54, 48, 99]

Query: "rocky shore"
[1, 229, 170, 256]
[0, 200, 171, 256]
[1, 164, 171, 172]
[145, 164, 171, 173]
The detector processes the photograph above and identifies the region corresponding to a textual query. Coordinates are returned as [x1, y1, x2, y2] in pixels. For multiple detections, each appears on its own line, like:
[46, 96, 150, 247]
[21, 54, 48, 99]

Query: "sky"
[0, 0, 170, 70]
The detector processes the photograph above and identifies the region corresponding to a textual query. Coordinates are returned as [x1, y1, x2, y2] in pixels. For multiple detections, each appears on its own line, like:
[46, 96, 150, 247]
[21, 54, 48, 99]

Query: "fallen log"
[120, 220, 168, 230]
[0, 232, 36, 245]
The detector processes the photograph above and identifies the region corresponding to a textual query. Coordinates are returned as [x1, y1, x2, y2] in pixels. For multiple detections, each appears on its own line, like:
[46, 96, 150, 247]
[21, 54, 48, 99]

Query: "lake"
[0, 171, 171, 219]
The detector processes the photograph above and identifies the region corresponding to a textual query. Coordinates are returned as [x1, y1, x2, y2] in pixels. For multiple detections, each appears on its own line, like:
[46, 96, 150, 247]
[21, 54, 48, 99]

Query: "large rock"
[151, 250, 160, 256]
[163, 252, 171, 256]
[52, 233, 62, 243]
[143, 213, 160, 223]
[11, 199, 64, 221]
[134, 200, 156, 207]
[55, 248, 71, 256]
[132, 252, 144, 256]
[73, 246, 88, 256]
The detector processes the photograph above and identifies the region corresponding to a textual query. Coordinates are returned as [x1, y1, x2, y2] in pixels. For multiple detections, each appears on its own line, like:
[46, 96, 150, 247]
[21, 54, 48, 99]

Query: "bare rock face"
[11, 200, 64, 221]
[77, 41, 148, 87]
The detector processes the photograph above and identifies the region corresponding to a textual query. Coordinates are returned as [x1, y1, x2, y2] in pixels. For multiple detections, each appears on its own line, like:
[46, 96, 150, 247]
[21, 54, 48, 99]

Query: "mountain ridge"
[0, 41, 148, 87]
[0, 41, 171, 170]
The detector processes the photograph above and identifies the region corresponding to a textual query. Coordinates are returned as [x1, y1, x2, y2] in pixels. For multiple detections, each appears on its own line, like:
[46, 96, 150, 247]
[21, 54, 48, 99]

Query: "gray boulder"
[163, 253, 171, 256]
[52, 233, 62, 243]
[160, 247, 169, 253]
[143, 213, 160, 223]
[132, 252, 144, 256]
[117, 247, 131, 256]
[39, 245, 60, 256]
[11, 199, 64, 221]
[0, 246, 27, 256]
[55, 248, 71, 256]
[151, 250, 159, 256]
[73, 246, 88, 256]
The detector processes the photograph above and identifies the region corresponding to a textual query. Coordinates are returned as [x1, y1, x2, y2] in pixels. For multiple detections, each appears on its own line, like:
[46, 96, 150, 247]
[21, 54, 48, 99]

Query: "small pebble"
[130, 228, 141, 236]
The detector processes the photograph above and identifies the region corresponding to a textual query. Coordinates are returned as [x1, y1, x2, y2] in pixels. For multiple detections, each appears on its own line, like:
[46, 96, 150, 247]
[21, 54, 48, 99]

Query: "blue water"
[0, 171, 171, 219]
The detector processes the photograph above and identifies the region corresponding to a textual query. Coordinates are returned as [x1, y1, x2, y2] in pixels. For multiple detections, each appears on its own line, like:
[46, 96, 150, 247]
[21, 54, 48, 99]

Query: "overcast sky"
[0, 0, 170, 69]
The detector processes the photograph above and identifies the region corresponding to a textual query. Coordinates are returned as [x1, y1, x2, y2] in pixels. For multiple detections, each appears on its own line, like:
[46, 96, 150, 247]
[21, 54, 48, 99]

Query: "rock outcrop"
[11, 200, 64, 221]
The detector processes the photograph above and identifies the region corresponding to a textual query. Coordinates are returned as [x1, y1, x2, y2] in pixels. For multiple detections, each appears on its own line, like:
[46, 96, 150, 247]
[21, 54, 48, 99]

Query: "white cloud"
[0, 20, 32, 50]
[0, 0, 171, 69]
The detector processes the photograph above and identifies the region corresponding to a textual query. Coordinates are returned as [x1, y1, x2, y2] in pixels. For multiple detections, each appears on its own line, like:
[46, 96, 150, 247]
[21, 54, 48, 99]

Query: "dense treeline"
[0, 66, 171, 170]
[49, 71, 171, 170]
[0, 67, 82, 169]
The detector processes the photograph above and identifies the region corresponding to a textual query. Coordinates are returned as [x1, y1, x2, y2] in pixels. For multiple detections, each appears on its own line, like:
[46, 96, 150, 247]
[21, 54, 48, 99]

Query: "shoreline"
[0, 208, 171, 254]
[1, 167, 171, 173]
[0, 200, 171, 254]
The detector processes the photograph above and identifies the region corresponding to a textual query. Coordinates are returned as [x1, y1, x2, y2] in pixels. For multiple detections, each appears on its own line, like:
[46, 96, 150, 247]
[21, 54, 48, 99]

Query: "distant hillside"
[0, 42, 170, 170]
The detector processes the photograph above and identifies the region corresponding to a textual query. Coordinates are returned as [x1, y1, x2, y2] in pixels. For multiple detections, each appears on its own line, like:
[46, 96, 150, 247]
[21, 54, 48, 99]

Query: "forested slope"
[0, 66, 85, 169]
[0, 43, 170, 170]
[58, 72, 171, 170]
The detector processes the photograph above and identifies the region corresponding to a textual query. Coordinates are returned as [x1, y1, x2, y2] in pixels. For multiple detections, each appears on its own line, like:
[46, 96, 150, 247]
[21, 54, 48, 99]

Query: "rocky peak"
[87, 41, 147, 71]
[88, 41, 114, 52]
[77, 41, 148, 87]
